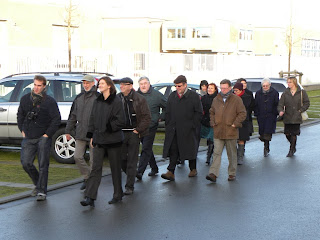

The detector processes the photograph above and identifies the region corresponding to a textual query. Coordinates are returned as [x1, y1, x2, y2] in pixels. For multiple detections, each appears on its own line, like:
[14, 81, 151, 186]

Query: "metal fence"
[1, 51, 320, 85]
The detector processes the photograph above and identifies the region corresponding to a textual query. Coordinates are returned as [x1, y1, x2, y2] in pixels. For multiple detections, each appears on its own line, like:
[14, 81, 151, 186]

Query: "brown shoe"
[161, 171, 175, 181]
[188, 169, 198, 177]
[206, 173, 217, 182]
[228, 175, 236, 181]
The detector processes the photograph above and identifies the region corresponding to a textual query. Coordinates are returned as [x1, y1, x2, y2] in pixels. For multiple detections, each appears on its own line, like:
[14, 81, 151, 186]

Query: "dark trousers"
[85, 144, 123, 200]
[137, 129, 158, 174]
[167, 134, 196, 173]
[20, 137, 51, 194]
[121, 131, 140, 190]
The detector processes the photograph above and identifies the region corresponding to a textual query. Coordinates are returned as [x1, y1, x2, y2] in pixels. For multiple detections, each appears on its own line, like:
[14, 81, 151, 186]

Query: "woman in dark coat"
[278, 76, 310, 157]
[254, 78, 279, 157]
[80, 77, 125, 207]
[233, 82, 254, 165]
[200, 83, 218, 165]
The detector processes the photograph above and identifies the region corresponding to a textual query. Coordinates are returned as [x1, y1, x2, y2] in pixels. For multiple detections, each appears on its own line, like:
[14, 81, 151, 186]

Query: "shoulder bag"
[301, 91, 308, 121]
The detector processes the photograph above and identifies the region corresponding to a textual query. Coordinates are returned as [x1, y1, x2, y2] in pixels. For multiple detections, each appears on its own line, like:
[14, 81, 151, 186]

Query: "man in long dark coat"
[161, 75, 203, 181]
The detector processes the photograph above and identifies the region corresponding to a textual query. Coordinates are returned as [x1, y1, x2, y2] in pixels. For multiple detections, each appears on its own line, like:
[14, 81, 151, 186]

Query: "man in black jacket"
[17, 75, 61, 201]
[118, 77, 151, 195]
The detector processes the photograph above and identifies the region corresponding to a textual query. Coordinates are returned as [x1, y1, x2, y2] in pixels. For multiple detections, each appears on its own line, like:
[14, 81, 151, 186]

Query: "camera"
[27, 111, 38, 120]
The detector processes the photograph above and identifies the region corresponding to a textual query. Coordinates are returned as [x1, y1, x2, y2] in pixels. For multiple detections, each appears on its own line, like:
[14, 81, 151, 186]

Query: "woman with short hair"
[255, 78, 279, 157]
[278, 76, 310, 157]
[200, 83, 218, 165]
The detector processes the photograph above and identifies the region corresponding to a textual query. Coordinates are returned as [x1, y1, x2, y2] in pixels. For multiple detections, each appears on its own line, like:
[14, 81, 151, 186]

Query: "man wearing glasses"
[161, 75, 203, 181]
[206, 79, 246, 183]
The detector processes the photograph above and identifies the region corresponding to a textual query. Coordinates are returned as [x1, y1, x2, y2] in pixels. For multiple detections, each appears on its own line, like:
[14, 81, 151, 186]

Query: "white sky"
[11, 0, 320, 30]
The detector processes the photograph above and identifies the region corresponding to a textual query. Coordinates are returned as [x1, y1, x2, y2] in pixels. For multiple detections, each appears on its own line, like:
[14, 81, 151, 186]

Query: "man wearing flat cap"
[118, 77, 151, 195]
[65, 74, 99, 190]
[161, 75, 203, 181]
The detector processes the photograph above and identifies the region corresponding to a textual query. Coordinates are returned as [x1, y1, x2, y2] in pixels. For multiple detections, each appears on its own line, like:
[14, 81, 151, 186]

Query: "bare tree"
[64, 0, 79, 72]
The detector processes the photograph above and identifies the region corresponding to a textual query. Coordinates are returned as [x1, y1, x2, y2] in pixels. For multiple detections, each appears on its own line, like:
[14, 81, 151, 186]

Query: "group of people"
[17, 74, 310, 205]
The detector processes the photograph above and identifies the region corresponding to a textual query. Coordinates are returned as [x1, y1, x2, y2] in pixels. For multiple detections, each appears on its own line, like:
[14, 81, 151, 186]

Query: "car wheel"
[51, 128, 75, 164]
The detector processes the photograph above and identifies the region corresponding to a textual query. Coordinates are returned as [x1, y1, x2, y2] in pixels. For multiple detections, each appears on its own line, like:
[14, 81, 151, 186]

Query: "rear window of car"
[245, 81, 287, 93]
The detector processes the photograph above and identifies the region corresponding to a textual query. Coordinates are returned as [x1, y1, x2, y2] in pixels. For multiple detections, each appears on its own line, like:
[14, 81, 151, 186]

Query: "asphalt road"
[0, 123, 320, 240]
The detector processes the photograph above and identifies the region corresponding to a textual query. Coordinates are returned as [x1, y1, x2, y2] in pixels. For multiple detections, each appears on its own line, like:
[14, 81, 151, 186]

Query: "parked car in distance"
[0, 72, 120, 164]
[231, 78, 302, 97]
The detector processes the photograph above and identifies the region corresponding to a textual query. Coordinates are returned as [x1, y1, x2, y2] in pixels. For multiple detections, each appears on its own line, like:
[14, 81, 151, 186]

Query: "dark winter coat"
[65, 86, 99, 140]
[86, 92, 125, 145]
[238, 91, 255, 141]
[245, 88, 255, 134]
[17, 92, 61, 139]
[254, 87, 279, 135]
[137, 86, 167, 131]
[210, 93, 246, 140]
[201, 91, 218, 127]
[162, 90, 203, 160]
[118, 90, 151, 138]
[277, 86, 310, 124]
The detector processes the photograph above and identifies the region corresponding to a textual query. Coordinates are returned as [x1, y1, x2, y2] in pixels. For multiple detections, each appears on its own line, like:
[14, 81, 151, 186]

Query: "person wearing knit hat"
[233, 82, 254, 165]
[161, 75, 203, 181]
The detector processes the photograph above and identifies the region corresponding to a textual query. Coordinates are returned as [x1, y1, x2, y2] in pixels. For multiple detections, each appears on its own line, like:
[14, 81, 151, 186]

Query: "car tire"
[51, 128, 75, 164]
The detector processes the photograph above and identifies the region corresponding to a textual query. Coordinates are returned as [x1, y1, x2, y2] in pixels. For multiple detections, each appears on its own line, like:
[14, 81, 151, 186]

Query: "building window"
[198, 55, 214, 71]
[167, 28, 186, 38]
[239, 29, 253, 41]
[184, 55, 193, 71]
[192, 28, 211, 38]
[302, 38, 320, 57]
[134, 53, 145, 70]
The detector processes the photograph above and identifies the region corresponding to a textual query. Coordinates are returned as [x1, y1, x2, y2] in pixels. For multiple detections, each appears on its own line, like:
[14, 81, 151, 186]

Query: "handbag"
[300, 91, 308, 121]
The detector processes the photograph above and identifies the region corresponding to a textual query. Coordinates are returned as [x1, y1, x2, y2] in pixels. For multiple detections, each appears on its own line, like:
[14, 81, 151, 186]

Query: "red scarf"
[235, 90, 245, 97]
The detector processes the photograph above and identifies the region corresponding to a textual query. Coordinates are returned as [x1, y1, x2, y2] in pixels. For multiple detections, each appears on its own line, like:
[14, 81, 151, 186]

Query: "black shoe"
[286, 149, 294, 157]
[108, 198, 122, 204]
[80, 180, 87, 190]
[136, 173, 143, 180]
[80, 197, 95, 207]
[148, 169, 158, 176]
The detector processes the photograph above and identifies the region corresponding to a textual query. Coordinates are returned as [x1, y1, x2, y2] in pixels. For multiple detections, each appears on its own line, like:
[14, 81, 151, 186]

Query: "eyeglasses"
[175, 84, 184, 88]
[262, 84, 270, 87]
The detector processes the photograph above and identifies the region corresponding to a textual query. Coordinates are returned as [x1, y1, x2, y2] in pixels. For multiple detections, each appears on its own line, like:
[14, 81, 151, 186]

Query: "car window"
[17, 80, 33, 101]
[271, 83, 287, 93]
[59, 81, 83, 102]
[0, 80, 19, 102]
[153, 86, 167, 96]
[246, 82, 262, 92]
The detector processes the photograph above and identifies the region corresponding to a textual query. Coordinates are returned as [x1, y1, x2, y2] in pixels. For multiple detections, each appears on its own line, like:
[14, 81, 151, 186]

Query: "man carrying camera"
[17, 75, 61, 201]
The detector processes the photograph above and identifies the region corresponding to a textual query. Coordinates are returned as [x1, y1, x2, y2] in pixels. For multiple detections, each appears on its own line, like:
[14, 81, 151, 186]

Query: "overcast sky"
[13, 0, 320, 29]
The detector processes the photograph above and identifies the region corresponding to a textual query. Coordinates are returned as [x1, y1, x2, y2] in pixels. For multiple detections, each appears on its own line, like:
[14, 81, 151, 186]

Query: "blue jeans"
[21, 136, 52, 194]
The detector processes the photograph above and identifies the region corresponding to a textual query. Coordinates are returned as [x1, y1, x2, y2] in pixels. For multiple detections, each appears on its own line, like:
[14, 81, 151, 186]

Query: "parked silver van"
[0, 72, 119, 164]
